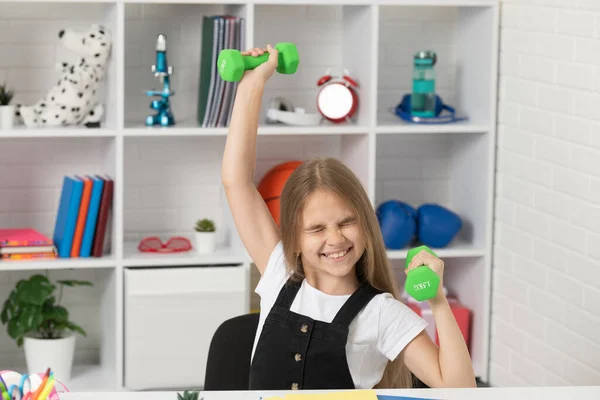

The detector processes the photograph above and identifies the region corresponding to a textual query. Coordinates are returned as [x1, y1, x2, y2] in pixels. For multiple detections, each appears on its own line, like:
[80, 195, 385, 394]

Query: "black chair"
[203, 312, 429, 390]
[204, 312, 260, 390]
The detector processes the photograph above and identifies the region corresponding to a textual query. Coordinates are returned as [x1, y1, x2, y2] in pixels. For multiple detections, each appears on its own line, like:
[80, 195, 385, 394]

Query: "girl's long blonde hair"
[278, 157, 414, 389]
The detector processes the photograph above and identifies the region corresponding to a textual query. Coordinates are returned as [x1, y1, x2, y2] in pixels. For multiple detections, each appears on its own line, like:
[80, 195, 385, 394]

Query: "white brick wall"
[375, 134, 452, 208]
[492, 0, 600, 386]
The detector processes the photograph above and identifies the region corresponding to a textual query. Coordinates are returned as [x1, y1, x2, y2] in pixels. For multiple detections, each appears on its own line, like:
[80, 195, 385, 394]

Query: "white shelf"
[66, 364, 119, 392]
[0, 256, 116, 271]
[0, 126, 117, 138]
[0, 0, 499, 390]
[386, 241, 485, 260]
[0, 124, 488, 138]
[122, 241, 248, 267]
[376, 115, 490, 134]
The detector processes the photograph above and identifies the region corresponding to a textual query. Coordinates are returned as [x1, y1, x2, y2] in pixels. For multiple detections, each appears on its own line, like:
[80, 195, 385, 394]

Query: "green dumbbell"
[217, 42, 299, 82]
[405, 245, 440, 301]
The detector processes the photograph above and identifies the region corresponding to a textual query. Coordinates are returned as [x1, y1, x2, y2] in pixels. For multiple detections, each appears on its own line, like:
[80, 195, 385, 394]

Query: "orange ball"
[258, 161, 303, 226]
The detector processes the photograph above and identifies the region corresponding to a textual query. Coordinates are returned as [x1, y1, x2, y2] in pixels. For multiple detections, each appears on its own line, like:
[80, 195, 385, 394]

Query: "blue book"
[53, 176, 84, 258]
[79, 175, 104, 257]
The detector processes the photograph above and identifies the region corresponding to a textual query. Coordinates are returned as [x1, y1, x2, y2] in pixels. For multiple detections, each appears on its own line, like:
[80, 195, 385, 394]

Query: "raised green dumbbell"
[405, 245, 440, 301]
[217, 42, 299, 82]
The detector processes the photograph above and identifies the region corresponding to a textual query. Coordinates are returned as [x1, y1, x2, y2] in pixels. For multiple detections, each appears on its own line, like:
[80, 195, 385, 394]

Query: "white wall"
[491, 0, 600, 386]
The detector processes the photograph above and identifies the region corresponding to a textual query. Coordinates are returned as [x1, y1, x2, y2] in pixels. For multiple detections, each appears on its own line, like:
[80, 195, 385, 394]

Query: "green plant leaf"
[44, 305, 68, 322]
[8, 318, 24, 340]
[1, 298, 12, 324]
[57, 280, 93, 287]
[15, 275, 54, 306]
[42, 296, 56, 311]
[1, 274, 92, 346]
[195, 218, 216, 232]
[65, 321, 86, 337]
[19, 305, 43, 332]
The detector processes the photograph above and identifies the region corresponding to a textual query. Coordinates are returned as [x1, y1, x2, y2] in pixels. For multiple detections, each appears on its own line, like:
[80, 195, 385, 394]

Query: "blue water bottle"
[411, 51, 437, 117]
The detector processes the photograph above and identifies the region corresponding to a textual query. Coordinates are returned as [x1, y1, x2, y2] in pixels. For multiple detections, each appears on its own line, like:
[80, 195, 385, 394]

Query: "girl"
[221, 44, 476, 391]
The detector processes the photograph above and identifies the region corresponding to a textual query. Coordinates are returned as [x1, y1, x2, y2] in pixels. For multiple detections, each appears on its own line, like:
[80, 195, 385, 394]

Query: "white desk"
[59, 386, 600, 400]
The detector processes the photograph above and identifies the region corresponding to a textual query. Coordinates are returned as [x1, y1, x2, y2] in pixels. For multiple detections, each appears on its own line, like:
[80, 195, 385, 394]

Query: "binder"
[52, 176, 84, 258]
[197, 14, 245, 127]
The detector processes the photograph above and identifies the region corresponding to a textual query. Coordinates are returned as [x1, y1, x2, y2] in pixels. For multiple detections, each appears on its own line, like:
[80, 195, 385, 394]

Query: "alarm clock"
[316, 68, 359, 123]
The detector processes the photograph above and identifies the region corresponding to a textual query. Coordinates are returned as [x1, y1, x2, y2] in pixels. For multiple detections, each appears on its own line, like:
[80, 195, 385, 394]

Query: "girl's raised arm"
[221, 45, 281, 275]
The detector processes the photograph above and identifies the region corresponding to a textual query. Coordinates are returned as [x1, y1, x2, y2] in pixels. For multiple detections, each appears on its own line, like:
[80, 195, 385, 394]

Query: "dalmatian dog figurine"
[15, 24, 112, 128]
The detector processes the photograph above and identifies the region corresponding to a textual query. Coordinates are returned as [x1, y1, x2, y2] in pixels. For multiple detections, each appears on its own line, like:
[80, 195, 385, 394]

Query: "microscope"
[145, 34, 175, 127]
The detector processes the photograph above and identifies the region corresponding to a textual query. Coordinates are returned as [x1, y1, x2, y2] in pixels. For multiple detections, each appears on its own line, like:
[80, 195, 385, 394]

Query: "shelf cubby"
[375, 131, 492, 256]
[0, 137, 117, 266]
[0, 267, 118, 392]
[376, 3, 497, 132]
[123, 135, 232, 249]
[123, 1, 248, 130]
[254, 3, 375, 129]
[0, 1, 120, 131]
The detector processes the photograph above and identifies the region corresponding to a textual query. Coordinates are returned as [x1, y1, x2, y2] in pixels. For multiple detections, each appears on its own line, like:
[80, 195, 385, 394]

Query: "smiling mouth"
[322, 247, 352, 260]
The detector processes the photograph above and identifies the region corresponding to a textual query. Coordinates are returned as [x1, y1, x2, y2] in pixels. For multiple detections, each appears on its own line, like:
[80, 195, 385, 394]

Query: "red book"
[92, 176, 113, 257]
[71, 176, 93, 257]
[0, 228, 53, 247]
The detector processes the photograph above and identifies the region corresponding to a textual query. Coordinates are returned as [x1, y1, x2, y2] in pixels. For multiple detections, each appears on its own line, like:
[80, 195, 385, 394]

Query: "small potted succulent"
[0, 273, 93, 382]
[177, 390, 200, 400]
[0, 82, 15, 129]
[194, 218, 216, 253]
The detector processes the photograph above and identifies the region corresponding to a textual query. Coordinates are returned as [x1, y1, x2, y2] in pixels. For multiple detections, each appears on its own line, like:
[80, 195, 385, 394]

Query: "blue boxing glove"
[417, 203, 462, 248]
[376, 200, 417, 249]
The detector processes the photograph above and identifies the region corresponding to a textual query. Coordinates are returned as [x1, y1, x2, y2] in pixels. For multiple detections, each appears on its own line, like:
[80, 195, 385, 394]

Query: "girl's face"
[297, 188, 366, 292]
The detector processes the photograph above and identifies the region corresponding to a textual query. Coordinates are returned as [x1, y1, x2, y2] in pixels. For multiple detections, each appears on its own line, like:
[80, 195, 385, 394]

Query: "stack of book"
[53, 175, 114, 258]
[0, 228, 56, 261]
[197, 14, 245, 128]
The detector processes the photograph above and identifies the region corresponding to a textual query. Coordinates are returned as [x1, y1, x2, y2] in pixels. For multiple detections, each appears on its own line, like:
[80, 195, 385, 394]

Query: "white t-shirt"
[251, 241, 428, 389]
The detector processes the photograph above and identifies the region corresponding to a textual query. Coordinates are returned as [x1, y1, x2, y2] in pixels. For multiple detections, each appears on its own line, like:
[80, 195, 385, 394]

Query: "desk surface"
[59, 386, 600, 400]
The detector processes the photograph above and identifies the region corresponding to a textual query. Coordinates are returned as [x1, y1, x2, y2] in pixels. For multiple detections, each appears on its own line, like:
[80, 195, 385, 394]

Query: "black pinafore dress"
[249, 278, 381, 390]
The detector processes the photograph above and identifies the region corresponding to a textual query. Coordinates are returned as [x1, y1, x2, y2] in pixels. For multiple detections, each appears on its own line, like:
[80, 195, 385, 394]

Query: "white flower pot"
[0, 105, 14, 129]
[24, 333, 76, 383]
[195, 231, 216, 253]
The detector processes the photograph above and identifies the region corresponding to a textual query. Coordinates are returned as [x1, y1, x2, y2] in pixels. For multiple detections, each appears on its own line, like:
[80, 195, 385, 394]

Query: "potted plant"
[194, 218, 216, 253]
[0, 82, 15, 129]
[177, 390, 200, 400]
[0, 273, 93, 382]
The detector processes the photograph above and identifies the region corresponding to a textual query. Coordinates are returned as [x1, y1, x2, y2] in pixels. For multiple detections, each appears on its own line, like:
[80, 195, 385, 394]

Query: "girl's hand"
[239, 44, 279, 86]
[405, 249, 445, 300]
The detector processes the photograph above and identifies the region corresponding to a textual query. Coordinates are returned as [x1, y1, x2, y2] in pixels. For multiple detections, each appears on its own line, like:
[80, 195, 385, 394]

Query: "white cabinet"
[124, 265, 248, 390]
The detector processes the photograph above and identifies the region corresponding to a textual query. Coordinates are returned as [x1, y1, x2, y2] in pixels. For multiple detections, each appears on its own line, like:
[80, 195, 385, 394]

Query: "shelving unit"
[0, 0, 498, 392]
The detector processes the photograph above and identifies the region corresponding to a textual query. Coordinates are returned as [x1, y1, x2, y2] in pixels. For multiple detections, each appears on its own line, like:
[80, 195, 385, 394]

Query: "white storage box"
[124, 265, 248, 390]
